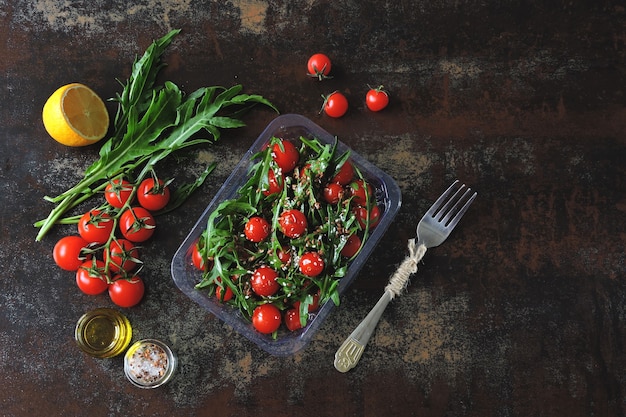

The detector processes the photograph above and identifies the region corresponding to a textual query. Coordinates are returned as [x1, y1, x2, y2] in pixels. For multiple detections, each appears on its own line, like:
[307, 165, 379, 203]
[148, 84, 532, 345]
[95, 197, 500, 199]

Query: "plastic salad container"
[171, 114, 401, 356]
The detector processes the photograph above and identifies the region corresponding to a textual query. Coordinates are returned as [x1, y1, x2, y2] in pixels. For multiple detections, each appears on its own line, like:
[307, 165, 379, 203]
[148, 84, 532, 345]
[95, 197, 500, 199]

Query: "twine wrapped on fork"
[384, 239, 427, 299]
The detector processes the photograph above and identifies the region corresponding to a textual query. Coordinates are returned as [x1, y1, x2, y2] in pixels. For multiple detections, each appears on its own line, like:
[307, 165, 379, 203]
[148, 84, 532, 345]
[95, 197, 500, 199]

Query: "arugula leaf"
[35, 30, 277, 241]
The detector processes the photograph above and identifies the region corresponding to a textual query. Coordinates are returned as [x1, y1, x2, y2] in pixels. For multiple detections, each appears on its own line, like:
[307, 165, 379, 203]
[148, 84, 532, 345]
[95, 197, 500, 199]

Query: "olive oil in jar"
[75, 308, 132, 358]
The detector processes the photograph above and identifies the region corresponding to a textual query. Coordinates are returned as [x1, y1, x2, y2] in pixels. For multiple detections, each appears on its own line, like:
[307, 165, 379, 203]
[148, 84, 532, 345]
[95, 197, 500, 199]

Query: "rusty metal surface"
[1, 1, 625, 416]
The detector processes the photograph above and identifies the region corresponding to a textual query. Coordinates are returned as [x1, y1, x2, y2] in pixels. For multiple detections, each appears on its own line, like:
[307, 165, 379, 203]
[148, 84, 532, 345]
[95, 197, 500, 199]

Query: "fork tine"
[443, 188, 477, 229]
[435, 184, 468, 222]
[425, 180, 459, 217]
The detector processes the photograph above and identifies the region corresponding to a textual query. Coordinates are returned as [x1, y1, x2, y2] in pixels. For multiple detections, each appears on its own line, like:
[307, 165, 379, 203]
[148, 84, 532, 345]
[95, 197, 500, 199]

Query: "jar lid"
[124, 339, 177, 388]
[75, 308, 132, 358]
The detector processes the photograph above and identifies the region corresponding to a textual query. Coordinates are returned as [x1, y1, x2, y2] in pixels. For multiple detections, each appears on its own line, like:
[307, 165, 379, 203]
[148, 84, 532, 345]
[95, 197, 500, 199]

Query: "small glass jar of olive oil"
[75, 308, 132, 358]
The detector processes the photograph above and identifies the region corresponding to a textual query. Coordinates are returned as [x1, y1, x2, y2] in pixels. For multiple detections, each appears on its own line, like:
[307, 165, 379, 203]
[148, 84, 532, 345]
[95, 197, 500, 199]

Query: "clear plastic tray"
[171, 114, 401, 356]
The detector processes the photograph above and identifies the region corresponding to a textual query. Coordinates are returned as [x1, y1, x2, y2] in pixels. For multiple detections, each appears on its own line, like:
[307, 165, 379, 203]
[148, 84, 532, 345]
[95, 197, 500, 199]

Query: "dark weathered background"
[1, 1, 625, 416]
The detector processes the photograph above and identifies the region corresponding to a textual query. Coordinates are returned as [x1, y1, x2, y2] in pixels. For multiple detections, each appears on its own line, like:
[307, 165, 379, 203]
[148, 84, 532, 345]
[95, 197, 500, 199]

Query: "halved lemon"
[42, 83, 110, 147]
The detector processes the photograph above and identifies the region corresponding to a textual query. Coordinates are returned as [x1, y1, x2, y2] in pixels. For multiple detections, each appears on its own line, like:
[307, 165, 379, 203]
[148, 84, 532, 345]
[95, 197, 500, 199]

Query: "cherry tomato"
[76, 259, 109, 295]
[276, 247, 291, 265]
[322, 91, 348, 118]
[104, 178, 134, 209]
[77, 209, 114, 245]
[340, 233, 362, 258]
[244, 216, 270, 243]
[251, 266, 280, 297]
[137, 178, 170, 211]
[53, 235, 91, 271]
[323, 182, 344, 204]
[278, 209, 308, 238]
[215, 278, 234, 302]
[307, 53, 332, 80]
[271, 140, 299, 173]
[104, 239, 140, 273]
[119, 207, 156, 242]
[192, 242, 206, 271]
[252, 303, 282, 334]
[349, 179, 373, 206]
[285, 308, 304, 332]
[293, 291, 320, 313]
[354, 205, 381, 229]
[262, 169, 284, 196]
[108, 276, 145, 308]
[332, 160, 355, 185]
[365, 85, 390, 112]
[299, 251, 325, 277]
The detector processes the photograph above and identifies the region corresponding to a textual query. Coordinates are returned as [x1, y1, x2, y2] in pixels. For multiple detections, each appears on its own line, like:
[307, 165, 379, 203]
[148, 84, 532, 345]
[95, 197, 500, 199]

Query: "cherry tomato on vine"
[323, 182, 344, 204]
[137, 178, 170, 211]
[77, 209, 114, 245]
[322, 91, 348, 118]
[284, 308, 303, 332]
[271, 140, 299, 173]
[244, 216, 270, 243]
[306, 53, 332, 80]
[76, 259, 109, 295]
[340, 233, 362, 258]
[104, 238, 140, 273]
[278, 209, 308, 238]
[365, 85, 390, 112]
[299, 251, 325, 277]
[53, 235, 91, 271]
[119, 207, 156, 242]
[108, 276, 145, 308]
[331, 160, 355, 185]
[252, 303, 282, 334]
[251, 266, 280, 297]
[354, 205, 381, 230]
[104, 178, 134, 209]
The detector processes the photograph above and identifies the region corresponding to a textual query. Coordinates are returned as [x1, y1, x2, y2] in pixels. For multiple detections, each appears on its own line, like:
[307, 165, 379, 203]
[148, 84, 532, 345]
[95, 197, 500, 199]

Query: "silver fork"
[334, 180, 477, 372]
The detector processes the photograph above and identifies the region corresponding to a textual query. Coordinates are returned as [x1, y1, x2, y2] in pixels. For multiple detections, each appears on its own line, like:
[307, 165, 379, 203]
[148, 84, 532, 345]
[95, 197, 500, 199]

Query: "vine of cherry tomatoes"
[52, 173, 172, 308]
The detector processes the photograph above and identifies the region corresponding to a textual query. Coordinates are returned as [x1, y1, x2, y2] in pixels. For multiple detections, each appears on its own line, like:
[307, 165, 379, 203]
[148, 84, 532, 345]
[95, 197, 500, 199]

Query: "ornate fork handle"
[334, 241, 427, 372]
[334, 290, 393, 372]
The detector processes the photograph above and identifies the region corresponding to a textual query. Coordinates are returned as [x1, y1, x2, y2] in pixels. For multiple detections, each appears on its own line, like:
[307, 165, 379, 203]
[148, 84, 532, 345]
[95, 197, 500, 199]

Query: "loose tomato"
[251, 266, 280, 297]
[332, 160, 355, 185]
[349, 179, 373, 206]
[271, 140, 299, 173]
[365, 85, 390, 112]
[104, 238, 140, 273]
[284, 308, 303, 332]
[137, 178, 170, 211]
[105, 178, 134, 209]
[244, 216, 270, 243]
[108, 276, 145, 308]
[322, 91, 348, 118]
[76, 259, 109, 295]
[307, 53, 332, 80]
[53, 235, 91, 271]
[323, 182, 344, 204]
[354, 205, 381, 229]
[340, 233, 362, 258]
[262, 169, 284, 196]
[77, 209, 114, 245]
[299, 251, 325, 277]
[278, 209, 308, 238]
[119, 207, 156, 242]
[252, 303, 282, 334]
[276, 247, 291, 265]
